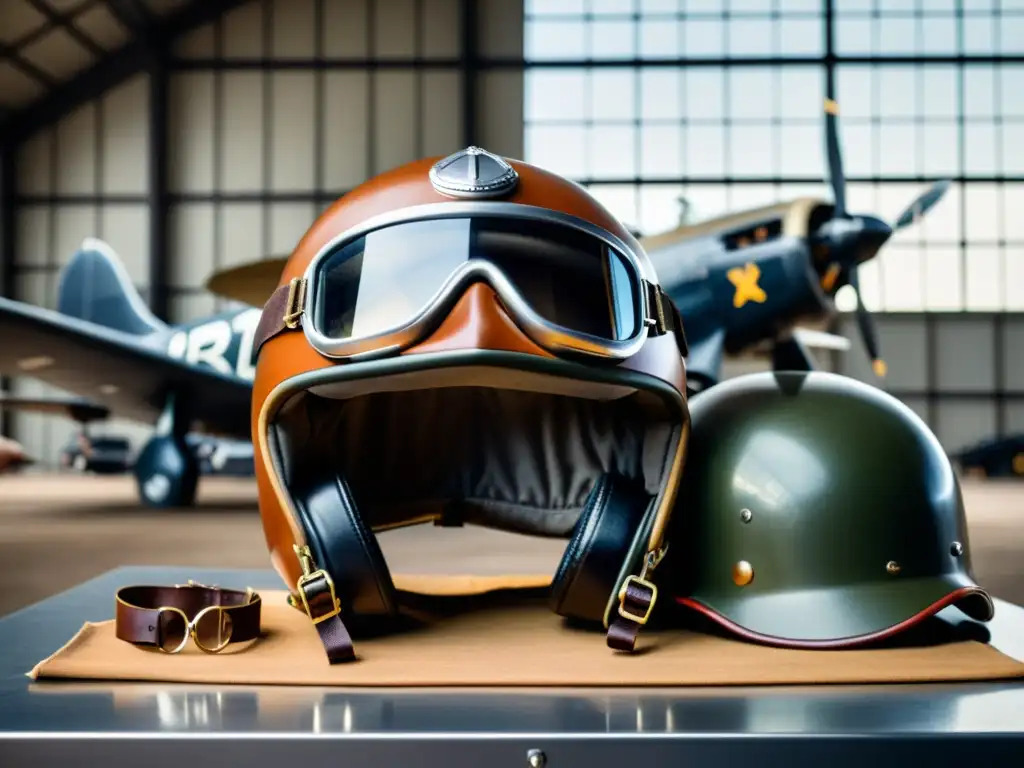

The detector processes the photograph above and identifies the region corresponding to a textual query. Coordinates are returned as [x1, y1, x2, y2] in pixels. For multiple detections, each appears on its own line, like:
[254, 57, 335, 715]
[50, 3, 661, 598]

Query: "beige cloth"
[29, 575, 1024, 687]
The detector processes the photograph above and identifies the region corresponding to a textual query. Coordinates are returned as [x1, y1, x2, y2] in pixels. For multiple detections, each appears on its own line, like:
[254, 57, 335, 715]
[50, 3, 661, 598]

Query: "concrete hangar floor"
[0, 473, 1020, 619]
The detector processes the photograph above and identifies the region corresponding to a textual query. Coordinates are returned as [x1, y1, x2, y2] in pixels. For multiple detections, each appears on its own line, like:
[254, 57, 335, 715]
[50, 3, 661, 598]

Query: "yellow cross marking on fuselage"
[727, 262, 767, 308]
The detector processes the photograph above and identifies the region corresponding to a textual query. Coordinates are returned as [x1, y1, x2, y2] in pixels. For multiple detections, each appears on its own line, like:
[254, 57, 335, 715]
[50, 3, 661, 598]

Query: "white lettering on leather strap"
[232, 308, 262, 382]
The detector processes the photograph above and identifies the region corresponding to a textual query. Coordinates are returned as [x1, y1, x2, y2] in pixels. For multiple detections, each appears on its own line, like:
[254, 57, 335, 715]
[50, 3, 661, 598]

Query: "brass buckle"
[283, 278, 306, 330]
[644, 281, 667, 335]
[294, 544, 341, 625]
[617, 575, 658, 625]
[616, 546, 668, 626]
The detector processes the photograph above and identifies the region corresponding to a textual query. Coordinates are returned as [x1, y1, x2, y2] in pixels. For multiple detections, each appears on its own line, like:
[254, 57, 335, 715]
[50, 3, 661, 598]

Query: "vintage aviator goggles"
[273, 202, 687, 363]
[114, 582, 262, 654]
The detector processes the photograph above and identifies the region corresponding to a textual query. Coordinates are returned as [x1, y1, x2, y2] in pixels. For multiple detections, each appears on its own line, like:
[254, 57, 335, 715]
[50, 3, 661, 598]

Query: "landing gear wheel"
[133, 434, 199, 508]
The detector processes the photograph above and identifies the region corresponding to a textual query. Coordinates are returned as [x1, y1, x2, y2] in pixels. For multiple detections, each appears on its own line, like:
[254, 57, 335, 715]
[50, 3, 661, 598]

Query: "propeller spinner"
[813, 95, 951, 378]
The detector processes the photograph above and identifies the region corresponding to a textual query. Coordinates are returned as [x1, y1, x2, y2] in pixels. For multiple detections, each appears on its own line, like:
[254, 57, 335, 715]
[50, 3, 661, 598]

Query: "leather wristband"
[115, 581, 262, 653]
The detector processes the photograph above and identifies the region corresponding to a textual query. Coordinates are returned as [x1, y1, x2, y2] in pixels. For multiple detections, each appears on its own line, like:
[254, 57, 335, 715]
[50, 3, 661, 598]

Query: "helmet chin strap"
[607, 418, 689, 653]
[257, 380, 356, 664]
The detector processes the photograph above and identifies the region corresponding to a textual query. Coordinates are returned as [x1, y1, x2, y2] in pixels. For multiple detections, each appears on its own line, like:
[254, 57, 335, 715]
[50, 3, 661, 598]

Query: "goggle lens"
[314, 216, 641, 345]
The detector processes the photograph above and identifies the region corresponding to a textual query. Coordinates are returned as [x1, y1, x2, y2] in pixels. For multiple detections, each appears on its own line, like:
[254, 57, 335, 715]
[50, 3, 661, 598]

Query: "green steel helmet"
[665, 370, 994, 649]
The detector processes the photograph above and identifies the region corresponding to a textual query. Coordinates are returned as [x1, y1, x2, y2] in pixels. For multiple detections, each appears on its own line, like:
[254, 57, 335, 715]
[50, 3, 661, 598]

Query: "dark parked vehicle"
[60, 432, 255, 478]
[59, 434, 133, 475]
[188, 436, 255, 477]
[952, 434, 1024, 479]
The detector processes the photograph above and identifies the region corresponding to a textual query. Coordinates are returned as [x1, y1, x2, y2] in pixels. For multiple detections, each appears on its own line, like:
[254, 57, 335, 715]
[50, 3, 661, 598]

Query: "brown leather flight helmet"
[251, 147, 691, 664]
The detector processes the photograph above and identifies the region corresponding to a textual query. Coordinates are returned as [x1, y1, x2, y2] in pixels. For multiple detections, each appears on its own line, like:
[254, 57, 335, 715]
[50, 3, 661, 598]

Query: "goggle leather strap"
[644, 281, 688, 358]
[254, 278, 306, 357]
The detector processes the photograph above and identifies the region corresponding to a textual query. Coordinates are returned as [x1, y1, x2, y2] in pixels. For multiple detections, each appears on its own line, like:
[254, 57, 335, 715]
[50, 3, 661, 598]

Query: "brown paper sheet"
[29, 574, 1024, 687]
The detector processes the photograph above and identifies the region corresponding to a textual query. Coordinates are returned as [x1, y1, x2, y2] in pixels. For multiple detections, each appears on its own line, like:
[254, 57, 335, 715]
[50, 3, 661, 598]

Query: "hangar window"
[523, 0, 1024, 312]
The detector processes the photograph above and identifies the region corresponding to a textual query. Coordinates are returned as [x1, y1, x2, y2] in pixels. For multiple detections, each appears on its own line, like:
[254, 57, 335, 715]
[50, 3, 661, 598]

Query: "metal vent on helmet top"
[429, 146, 519, 199]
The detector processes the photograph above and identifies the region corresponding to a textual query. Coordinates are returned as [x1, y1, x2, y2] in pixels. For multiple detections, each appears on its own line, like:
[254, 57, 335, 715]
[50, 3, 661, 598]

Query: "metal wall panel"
[101, 78, 149, 196]
[934, 399, 999, 454]
[11, 70, 160, 462]
[934, 318, 996, 392]
[374, 71, 420, 171]
[322, 72, 371, 189]
[836, 316, 924, 386]
[164, 0, 522, 324]
[269, 74, 317, 192]
[836, 317, 930, 393]
[1006, 403, 1024, 434]
[478, 70, 524, 158]
[1003, 317, 1024, 391]
[167, 73, 215, 193]
[836, 312, 1024, 453]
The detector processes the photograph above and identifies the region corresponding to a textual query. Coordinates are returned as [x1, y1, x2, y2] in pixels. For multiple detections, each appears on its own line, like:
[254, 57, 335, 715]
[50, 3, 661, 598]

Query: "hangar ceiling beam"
[102, 0, 156, 34]
[23, 0, 108, 58]
[1, 0, 250, 149]
[0, 40, 58, 90]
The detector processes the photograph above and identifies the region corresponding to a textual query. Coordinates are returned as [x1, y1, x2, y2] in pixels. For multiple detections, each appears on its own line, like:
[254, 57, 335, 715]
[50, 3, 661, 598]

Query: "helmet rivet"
[732, 560, 754, 586]
[950, 541, 964, 557]
[886, 560, 901, 575]
[740, 508, 753, 523]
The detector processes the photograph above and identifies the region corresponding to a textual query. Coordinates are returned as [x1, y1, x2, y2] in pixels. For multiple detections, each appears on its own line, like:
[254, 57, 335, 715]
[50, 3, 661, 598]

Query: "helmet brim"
[677, 571, 995, 650]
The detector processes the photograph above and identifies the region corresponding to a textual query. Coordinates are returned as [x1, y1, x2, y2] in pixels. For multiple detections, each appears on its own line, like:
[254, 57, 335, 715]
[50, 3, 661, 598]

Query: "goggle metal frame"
[295, 202, 659, 363]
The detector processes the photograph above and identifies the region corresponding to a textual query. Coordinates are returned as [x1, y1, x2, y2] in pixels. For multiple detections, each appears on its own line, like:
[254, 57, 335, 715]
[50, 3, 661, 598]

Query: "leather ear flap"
[290, 471, 399, 619]
[549, 473, 655, 625]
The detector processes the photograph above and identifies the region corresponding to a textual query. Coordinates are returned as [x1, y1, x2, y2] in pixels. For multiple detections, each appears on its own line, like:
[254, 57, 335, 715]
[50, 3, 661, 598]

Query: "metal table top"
[1, 566, 1023, 766]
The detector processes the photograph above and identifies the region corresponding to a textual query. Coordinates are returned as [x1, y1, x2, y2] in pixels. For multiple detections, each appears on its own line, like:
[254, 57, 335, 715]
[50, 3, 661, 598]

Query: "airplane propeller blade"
[846, 266, 886, 377]
[791, 327, 853, 351]
[823, 98, 847, 219]
[892, 178, 952, 231]
[814, 89, 948, 380]
[204, 258, 289, 307]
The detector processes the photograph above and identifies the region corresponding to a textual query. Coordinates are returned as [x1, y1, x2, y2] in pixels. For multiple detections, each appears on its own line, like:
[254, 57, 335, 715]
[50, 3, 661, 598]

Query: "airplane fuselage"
[652, 232, 832, 355]
[163, 307, 261, 383]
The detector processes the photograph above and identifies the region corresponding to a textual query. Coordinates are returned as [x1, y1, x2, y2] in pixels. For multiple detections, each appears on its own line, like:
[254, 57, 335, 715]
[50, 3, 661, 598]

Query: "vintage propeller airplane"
[0, 238, 257, 506]
[635, 94, 951, 392]
[0, 90, 950, 508]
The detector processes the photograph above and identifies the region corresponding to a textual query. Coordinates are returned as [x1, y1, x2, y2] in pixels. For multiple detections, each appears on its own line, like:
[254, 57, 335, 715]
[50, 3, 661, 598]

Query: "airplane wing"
[0, 394, 111, 423]
[205, 257, 287, 307]
[0, 297, 251, 439]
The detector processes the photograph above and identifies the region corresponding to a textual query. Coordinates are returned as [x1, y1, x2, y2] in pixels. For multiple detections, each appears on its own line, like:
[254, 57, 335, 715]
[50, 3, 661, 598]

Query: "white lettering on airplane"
[232, 309, 260, 381]
[165, 308, 262, 382]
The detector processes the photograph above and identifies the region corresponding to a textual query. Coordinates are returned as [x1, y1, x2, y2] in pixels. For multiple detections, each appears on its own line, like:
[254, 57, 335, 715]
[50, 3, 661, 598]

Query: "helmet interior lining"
[269, 366, 680, 537]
